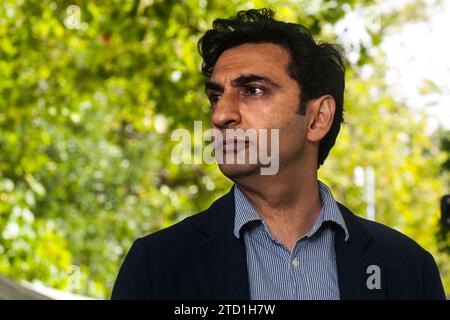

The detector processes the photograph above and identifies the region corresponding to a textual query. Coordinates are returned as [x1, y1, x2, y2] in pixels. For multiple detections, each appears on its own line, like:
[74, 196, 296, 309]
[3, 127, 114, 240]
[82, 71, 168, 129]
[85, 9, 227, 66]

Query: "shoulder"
[357, 215, 427, 256]
[111, 202, 219, 299]
[346, 208, 445, 299]
[140, 208, 209, 246]
[338, 203, 426, 255]
[139, 190, 233, 248]
[338, 202, 429, 260]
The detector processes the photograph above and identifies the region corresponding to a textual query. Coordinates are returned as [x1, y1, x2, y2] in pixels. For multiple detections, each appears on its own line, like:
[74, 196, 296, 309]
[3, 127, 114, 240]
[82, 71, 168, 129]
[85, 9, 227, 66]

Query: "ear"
[306, 95, 336, 143]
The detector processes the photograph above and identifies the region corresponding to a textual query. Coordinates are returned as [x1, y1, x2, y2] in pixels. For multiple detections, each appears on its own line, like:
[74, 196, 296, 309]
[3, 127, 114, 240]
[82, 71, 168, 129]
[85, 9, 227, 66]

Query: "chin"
[217, 163, 261, 179]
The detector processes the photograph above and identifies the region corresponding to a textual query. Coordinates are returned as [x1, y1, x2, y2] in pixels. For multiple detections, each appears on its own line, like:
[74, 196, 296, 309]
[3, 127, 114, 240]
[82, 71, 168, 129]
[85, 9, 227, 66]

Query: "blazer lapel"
[194, 188, 250, 299]
[335, 203, 386, 300]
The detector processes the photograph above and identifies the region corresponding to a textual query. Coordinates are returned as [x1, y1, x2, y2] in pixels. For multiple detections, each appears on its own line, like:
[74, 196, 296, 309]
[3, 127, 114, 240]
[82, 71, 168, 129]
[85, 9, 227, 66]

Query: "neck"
[232, 158, 322, 252]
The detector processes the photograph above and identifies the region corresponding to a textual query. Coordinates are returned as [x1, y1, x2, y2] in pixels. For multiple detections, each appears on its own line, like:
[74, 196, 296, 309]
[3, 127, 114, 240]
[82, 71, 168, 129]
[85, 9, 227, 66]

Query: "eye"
[244, 86, 264, 95]
[208, 93, 221, 104]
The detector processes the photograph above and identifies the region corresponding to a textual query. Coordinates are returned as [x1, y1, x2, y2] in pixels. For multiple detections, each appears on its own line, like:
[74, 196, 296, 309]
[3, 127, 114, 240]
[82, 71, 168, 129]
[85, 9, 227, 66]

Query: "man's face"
[206, 43, 308, 179]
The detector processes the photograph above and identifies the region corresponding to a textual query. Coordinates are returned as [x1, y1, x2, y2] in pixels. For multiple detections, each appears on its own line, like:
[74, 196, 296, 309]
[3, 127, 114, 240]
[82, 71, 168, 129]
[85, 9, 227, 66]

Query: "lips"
[215, 139, 249, 151]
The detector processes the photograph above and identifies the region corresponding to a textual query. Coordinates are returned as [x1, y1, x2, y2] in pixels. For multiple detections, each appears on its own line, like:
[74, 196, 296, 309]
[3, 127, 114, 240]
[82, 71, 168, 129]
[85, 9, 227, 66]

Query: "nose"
[211, 92, 241, 129]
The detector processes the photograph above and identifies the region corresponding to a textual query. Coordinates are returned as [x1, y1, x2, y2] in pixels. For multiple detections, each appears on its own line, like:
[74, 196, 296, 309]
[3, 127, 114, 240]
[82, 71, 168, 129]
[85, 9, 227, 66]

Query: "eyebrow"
[232, 74, 281, 88]
[204, 81, 224, 92]
[205, 74, 281, 92]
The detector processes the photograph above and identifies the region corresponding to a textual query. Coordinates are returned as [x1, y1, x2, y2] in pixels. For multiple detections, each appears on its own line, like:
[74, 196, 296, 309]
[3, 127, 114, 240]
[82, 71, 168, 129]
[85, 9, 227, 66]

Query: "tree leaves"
[0, 0, 448, 297]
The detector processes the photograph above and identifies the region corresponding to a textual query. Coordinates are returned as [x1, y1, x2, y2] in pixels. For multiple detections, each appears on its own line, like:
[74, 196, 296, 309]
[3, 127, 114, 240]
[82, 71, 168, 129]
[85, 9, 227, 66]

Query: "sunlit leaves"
[0, 0, 448, 298]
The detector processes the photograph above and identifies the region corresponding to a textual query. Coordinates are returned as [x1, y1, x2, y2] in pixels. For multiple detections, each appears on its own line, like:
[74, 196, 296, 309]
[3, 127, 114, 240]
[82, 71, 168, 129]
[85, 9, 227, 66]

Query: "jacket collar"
[334, 203, 386, 299]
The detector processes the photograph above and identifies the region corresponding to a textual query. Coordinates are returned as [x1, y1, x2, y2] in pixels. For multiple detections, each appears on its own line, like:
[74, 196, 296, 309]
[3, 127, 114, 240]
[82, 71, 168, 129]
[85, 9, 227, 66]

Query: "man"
[111, 9, 445, 300]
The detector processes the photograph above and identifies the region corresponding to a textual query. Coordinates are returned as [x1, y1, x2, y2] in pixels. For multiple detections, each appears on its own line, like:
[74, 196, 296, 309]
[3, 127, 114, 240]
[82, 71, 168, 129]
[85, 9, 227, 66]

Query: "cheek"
[279, 114, 306, 149]
[252, 113, 305, 155]
[242, 89, 301, 131]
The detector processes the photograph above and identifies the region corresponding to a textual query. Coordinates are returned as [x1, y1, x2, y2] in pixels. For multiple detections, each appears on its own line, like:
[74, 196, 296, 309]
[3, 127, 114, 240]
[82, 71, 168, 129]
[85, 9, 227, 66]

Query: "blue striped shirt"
[233, 180, 350, 300]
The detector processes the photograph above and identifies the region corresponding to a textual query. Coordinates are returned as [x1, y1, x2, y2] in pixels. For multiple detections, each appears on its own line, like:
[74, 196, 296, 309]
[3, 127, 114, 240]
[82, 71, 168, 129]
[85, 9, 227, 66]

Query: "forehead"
[211, 43, 292, 82]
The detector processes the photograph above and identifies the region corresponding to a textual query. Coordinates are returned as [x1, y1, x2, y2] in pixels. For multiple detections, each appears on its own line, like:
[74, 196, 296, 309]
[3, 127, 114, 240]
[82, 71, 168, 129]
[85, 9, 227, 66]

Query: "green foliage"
[0, 0, 448, 298]
[438, 129, 450, 173]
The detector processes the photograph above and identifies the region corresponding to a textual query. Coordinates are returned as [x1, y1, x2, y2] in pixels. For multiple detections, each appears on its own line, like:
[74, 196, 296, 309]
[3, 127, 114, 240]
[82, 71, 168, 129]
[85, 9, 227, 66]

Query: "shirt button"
[292, 258, 299, 268]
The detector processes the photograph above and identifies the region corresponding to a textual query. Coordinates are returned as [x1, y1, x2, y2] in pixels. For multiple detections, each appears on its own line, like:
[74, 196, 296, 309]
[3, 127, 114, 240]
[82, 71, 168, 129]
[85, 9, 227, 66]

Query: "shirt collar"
[233, 180, 350, 241]
[233, 185, 262, 239]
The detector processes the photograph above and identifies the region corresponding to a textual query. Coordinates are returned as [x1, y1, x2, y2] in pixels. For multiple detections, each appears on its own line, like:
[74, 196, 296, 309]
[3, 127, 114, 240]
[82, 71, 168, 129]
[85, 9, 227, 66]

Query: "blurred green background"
[0, 0, 449, 299]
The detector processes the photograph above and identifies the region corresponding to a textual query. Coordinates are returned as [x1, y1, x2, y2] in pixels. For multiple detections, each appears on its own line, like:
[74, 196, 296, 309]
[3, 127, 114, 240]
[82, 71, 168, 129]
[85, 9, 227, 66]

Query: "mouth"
[216, 139, 250, 152]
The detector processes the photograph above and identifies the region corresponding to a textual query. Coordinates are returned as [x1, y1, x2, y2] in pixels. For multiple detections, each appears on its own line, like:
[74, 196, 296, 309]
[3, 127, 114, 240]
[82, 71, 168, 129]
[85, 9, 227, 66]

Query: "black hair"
[198, 8, 345, 167]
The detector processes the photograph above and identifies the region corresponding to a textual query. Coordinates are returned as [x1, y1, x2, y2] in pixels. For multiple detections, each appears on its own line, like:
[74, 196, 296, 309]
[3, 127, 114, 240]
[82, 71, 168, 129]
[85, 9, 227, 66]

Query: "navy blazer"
[111, 187, 446, 300]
